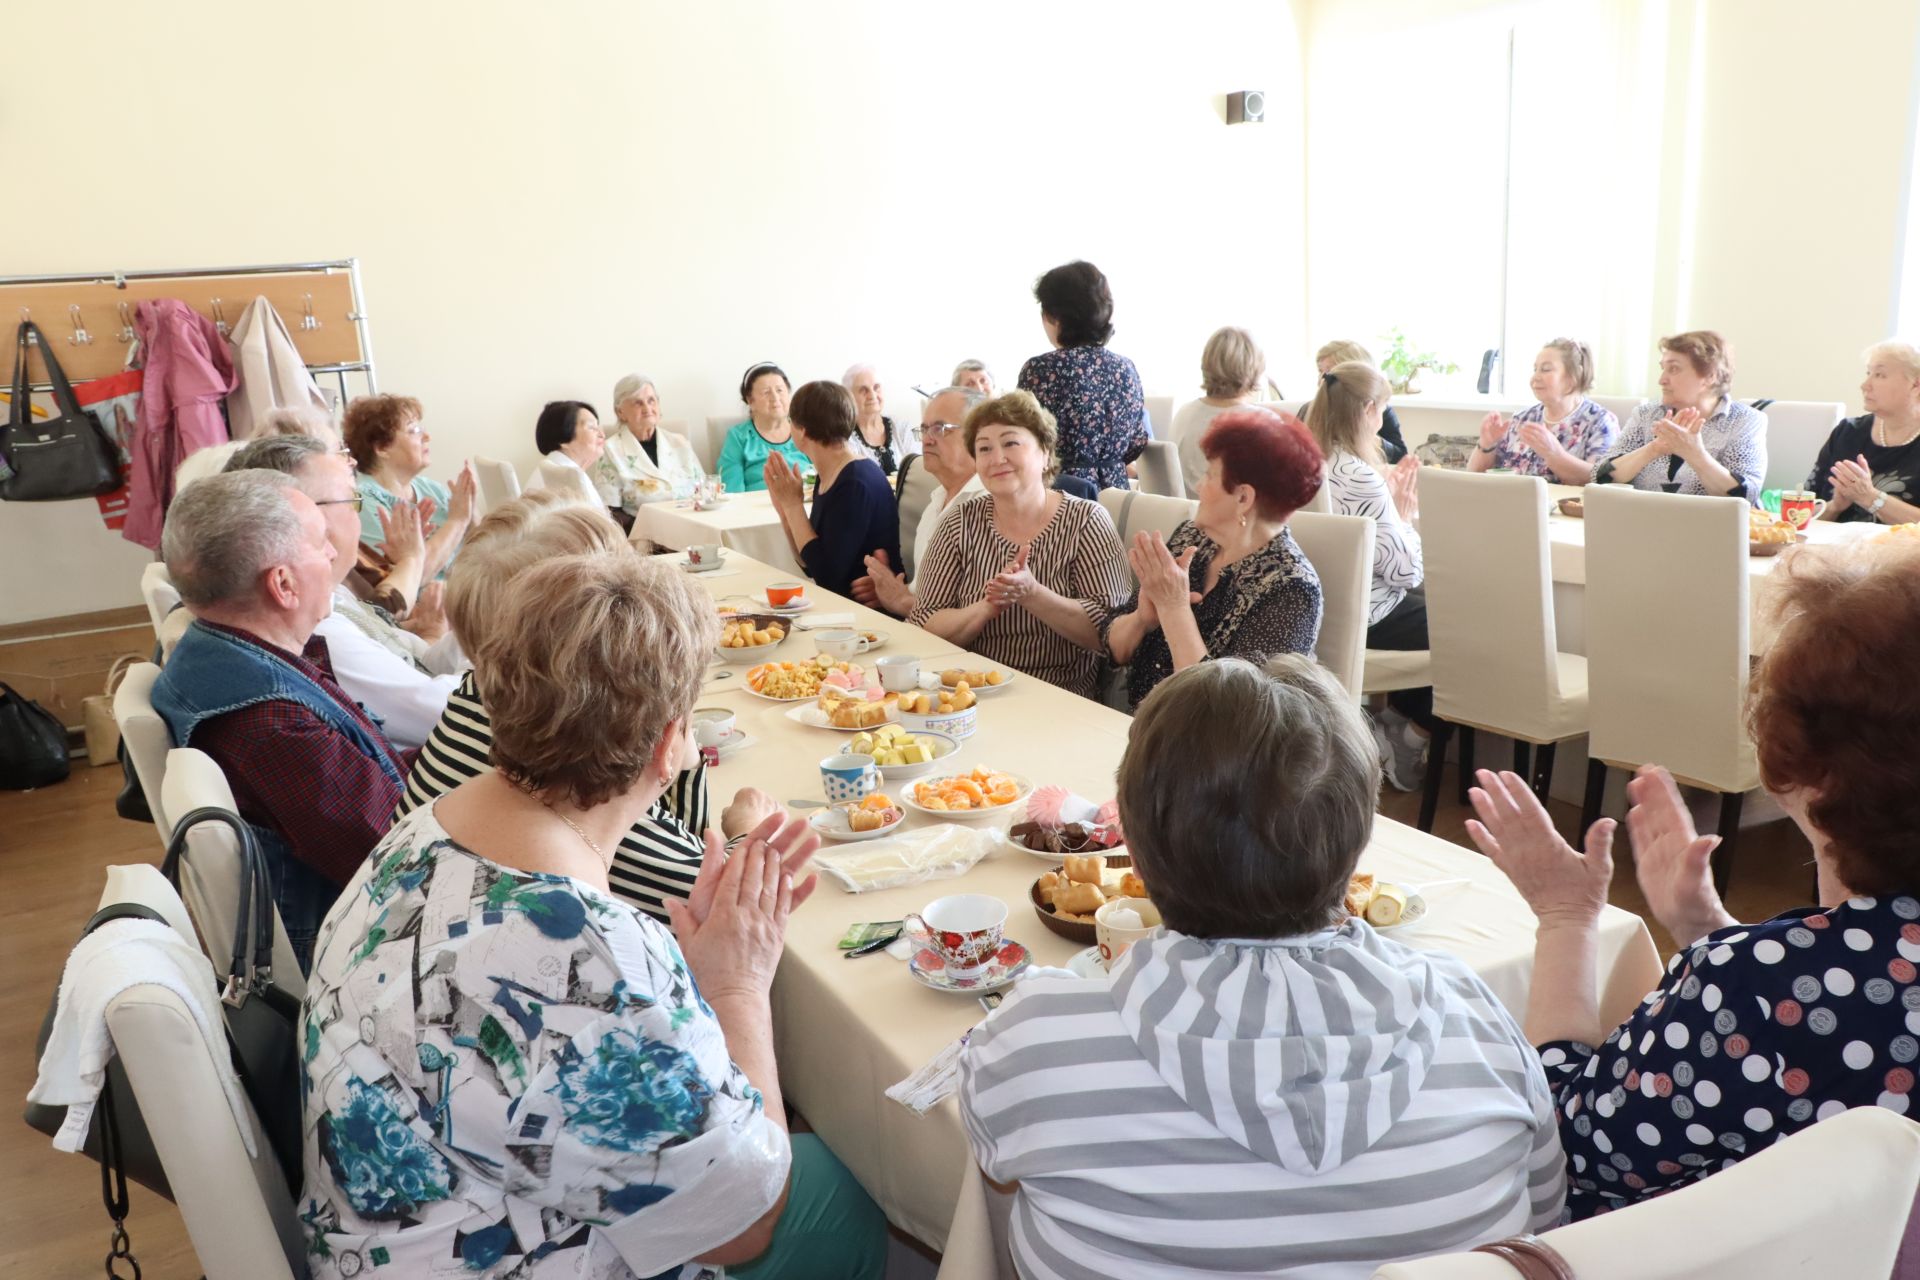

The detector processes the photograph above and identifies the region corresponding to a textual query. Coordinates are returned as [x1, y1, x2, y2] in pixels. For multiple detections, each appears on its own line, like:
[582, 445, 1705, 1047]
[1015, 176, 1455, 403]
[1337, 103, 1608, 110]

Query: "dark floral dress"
[1018, 346, 1147, 491]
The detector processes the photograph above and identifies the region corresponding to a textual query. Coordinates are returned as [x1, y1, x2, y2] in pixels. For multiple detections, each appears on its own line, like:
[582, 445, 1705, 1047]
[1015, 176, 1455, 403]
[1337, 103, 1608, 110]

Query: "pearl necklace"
[1873, 416, 1920, 448]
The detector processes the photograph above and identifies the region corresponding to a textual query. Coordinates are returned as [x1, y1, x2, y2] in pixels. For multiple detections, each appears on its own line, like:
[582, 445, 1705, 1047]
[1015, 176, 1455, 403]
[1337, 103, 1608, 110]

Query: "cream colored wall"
[3, 0, 1306, 624]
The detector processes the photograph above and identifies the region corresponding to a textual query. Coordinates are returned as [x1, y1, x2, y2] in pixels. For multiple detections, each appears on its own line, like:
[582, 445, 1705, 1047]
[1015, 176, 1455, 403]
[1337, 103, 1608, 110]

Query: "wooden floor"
[0, 755, 1813, 1278]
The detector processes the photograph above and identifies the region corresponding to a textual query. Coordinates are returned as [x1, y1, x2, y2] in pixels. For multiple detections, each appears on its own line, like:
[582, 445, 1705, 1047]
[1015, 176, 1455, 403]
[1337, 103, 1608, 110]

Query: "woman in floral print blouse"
[1462, 542, 1920, 1219]
[298, 552, 884, 1279]
[1467, 338, 1618, 484]
[1017, 260, 1148, 492]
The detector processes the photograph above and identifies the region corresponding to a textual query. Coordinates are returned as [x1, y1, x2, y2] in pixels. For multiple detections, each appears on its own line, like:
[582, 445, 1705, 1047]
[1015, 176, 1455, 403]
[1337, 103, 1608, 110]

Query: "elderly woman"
[534, 398, 610, 512]
[1106, 408, 1324, 708]
[346, 393, 477, 576]
[1314, 339, 1407, 463]
[841, 363, 916, 476]
[1017, 260, 1147, 491]
[765, 381, 902, 599]
[1595, 331, 1767, 501]
[301, 550, 885, 1279]
[1465, 542, 1920, 1219]
[1170, 326, 1267, 499]
[909, 391, 1127, 699]
[1469, 338, 1618, 483]
[595, 373, 704, 513]
[952, 358, 996, 397]
[397, 491, 774, 922]
[719, 361, 809, 493]
[960, 655, 1565, 1277]
[1809, 340, 1920, 524]
[1308, 361, 1431, 790]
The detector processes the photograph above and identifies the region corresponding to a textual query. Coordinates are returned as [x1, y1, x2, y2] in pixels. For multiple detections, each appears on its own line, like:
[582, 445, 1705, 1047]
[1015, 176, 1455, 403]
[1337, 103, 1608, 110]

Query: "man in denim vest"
[151, 470, 411, 970]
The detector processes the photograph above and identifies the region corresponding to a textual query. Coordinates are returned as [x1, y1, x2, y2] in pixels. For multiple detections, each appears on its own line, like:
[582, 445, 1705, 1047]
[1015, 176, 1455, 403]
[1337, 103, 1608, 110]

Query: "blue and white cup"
[821, 752, 879, 804]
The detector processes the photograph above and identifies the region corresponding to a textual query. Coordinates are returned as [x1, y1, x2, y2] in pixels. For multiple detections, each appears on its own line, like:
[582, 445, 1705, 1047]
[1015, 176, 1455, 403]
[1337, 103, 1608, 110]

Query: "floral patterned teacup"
[905, 894, 1008, 977]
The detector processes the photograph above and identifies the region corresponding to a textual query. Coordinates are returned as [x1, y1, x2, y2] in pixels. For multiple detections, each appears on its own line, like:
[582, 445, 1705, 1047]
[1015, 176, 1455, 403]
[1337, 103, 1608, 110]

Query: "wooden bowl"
[1557, 498, 1584, 518]
[1748, 532, 1807, 557]
[1029, 852, 1134, 946]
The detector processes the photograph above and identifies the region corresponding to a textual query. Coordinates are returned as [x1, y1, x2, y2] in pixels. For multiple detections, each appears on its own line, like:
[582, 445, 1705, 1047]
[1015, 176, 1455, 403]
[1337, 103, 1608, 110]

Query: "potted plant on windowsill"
[1378, 328, 1458, 396]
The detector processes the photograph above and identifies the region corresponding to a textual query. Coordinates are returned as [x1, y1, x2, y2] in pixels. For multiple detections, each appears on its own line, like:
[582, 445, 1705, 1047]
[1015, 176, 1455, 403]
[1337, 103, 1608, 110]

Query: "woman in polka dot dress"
[1461, 542, 1920, 1219]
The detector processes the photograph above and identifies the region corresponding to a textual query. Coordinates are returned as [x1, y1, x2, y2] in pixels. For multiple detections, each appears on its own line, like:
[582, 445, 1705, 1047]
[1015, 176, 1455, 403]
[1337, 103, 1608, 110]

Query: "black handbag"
[0, 679, 70, 790]
[25, 806, 306, 1219]
[2, 320, 121, 501]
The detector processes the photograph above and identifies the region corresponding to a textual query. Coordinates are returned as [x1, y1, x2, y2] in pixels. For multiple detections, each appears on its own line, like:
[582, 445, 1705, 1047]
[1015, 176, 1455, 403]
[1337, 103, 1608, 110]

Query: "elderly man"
[150, 470, 412, 969]
[224, 435, 464, 750]
[853, 384, 985, 615]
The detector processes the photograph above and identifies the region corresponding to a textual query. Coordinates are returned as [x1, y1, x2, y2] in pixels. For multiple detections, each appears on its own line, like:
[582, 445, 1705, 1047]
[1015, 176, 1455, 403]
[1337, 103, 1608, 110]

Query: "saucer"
[766, 598, 815, 614]
[701, 729, 753, 760]
[907, 939, 1031, 994]
[683, 554, 728, 574]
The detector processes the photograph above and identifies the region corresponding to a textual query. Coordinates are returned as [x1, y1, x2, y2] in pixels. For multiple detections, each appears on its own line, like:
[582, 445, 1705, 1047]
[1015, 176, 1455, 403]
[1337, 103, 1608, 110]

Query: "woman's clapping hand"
[1127, 531, 1199, 621]
[984, 544, 1036, 610]
[1623, 765, 1735, 946]
[1478, 411, 1508, 451]
[763, 452, 806, 512]
[1464, 770, 1615, 927]
[1651, 406, 1705, 459]
[1831, 454, 1879, 508]
[1387, 455, 1420, 521]
[670, 811, 819, 1000]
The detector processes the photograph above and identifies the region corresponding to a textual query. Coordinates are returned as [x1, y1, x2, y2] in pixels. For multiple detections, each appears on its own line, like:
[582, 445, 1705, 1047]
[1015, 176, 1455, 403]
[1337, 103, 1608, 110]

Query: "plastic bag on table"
[813, 824, 999, 893]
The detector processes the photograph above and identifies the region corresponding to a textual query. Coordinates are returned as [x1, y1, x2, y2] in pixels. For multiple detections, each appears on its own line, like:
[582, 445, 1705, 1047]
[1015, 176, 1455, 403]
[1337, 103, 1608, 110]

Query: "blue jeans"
[264, 845, 340, 975]
[731, 1134, 887, 1280]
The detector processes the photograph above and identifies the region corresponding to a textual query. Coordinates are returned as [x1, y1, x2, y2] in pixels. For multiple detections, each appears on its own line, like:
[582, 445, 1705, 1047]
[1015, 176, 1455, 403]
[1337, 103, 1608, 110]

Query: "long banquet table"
[631, 490, 804, 575]
[660, 548, 1665, 1258]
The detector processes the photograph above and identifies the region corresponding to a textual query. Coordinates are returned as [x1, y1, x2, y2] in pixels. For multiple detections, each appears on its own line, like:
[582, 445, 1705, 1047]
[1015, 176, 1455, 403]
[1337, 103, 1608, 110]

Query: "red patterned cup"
[905, 894, 1007, 977]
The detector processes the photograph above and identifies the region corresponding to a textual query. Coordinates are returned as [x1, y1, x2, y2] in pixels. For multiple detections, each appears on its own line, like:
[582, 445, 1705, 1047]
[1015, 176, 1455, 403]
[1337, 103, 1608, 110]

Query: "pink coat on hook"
[122, 298, 237, 550]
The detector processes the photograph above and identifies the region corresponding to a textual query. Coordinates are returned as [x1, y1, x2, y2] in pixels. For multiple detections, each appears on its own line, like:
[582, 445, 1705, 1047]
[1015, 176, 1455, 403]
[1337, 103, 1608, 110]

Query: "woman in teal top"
[343, 393, 474, 581]
[719, 361, 809, 492]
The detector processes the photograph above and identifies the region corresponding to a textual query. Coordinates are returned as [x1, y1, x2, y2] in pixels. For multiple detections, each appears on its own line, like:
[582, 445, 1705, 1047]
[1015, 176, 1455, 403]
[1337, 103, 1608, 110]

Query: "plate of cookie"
[1343, 872, 1426, 931]
[1030, 851, 1148, 945]
[807, 794, 905, 842]
[920, 666, 1015, 697]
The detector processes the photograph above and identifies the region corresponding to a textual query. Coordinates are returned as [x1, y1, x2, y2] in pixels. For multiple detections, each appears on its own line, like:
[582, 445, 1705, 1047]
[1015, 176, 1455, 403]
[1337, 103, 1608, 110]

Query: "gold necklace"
[516, 779, 610, 869]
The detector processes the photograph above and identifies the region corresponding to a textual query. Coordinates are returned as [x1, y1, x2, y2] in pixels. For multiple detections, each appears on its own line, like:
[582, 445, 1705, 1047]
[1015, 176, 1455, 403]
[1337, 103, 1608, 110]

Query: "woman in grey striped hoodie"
[959, 655, 1565, 1278]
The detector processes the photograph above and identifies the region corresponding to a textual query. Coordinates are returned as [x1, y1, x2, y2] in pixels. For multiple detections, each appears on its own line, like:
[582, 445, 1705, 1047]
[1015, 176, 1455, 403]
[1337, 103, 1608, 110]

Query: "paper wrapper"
[813, 825, 1000, 893]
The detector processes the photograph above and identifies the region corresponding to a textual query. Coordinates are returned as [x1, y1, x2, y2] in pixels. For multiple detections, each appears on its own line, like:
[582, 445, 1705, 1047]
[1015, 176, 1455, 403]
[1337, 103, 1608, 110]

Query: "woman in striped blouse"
[907, 391, 1128, 699]
[396, 491, 780, 922]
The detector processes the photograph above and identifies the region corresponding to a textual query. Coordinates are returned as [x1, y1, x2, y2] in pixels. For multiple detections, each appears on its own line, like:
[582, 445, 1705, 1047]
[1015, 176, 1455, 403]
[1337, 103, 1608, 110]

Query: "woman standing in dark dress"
[1017, 260, 1147, 492]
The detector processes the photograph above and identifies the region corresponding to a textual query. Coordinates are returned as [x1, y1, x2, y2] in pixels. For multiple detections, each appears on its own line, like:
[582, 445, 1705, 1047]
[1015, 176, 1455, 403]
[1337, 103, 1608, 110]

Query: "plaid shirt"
[193, 623, 415, 886]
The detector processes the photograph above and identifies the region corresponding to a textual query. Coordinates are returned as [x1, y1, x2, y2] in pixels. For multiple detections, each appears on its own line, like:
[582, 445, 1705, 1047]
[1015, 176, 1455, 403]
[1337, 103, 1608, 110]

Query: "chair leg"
[1530, 742, 1558, 804]
[1580, 759, 1608, 835]
[1418, 722, 1455, 834]
[1457, 727, 1477, 807]
[1512, 739, 1531, 777]
[1712, 792, 1744, 896]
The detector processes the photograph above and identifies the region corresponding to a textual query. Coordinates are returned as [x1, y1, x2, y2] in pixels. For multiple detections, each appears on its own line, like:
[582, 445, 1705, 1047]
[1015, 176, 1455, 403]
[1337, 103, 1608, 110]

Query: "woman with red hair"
[1104, 407, 1325, 708]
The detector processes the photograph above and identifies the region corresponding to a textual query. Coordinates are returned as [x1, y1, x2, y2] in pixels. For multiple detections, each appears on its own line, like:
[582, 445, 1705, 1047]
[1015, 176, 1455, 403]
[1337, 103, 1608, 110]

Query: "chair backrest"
[895, 456, 946, 580]
[1751, 399, 1844, 493]
[470, 456, 521, 515]
[536, 459, 600, 507]
[700, 414, 740, 474]
[139, 562, 181, 638]
[114, 661, 173, 843]
[1422, 469, 1567, 739]
[81, 865, 305, 1280]
[1591, 394, 1643, 431]
[1144, 395, 1174, 437]
[1370, 1105, 1920, 1280]
[173, 441, 246, 496]
[1136, 439, 1185, 498]
[1583, 484, 1757, 792]
[1096, 489, 1199, 583]
[160, 748, 307, 1001]
[1301, 480, 1332, 513]
[1288, 510, 1375, 701]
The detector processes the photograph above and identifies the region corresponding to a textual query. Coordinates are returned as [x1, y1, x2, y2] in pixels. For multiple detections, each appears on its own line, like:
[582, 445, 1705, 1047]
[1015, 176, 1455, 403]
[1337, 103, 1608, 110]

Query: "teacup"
[686, 543, 725, 569]
[876, 655, 921, 693]
[906, 894, 1008, 976]
[1780, 490, 1827, 531]
[1095, 897, 1163, 972]
[814, 628, 865, 661]
[820, 752, 879, 804]
[691, 707, 735, 748]
[767, 581, 807, 608]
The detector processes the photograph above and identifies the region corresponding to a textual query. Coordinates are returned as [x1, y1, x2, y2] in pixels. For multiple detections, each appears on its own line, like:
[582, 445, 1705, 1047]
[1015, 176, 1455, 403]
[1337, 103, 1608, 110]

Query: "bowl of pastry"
[1030, 851, 1148, 945]
[893, 682, 979, 739]
[715, 613, 790, 662]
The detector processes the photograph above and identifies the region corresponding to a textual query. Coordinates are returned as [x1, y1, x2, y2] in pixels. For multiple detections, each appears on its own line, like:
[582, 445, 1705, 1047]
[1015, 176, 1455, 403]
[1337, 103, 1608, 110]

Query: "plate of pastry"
[1343, 873, 1426, 931]
[1030, 852, 1148, 945]
[918, 666, 1015, 697]
[807, 794, 905, 842]
[715, 614, 790, 662]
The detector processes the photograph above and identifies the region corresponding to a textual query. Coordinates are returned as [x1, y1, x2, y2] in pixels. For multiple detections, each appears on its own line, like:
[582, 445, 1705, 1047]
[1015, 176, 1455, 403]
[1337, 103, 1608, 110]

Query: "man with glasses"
[852, 385, 986, 616]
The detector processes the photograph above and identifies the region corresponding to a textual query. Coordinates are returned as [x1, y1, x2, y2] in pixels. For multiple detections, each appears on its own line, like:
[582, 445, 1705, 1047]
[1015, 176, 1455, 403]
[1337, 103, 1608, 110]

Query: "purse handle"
[159, 805, 276, 999]
[1473, 1235, 1575, 1280]
[102, 655, 140, 700]
[10, 320, 88, 429]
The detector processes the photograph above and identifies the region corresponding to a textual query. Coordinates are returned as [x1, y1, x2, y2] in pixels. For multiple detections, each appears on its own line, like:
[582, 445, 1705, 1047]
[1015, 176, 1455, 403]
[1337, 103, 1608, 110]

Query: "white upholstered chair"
[895, 455, 947, 581]
[139, 561, 180, 638]
[1581, 484, 1759, 890]
[1369, 1105, 1920, 1280]
[66, 864, 306, 1280]
[470, 456, 521, 514]
[1096, 489, 1198, 570]
[160, 747, 308, 1001]
[1288, 510, 1373, 701]
[1591, 394, 1644, 431]
[1143, 395, 1174, 437]
[701, 414, 740, 474]
[1750, 399, 1844, 494]
[535, 458, 601, 507]
[1136, 439, 1185, 498]
[113, 661, 174, 844]
[1418, 469, 1588, 831]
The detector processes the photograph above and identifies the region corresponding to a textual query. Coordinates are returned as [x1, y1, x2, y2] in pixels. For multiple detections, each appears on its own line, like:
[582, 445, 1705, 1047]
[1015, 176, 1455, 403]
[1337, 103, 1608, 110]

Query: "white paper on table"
[813, 825, 999, 892]
[795, 612, 858, 629]
[886, 1031, 970, 1115]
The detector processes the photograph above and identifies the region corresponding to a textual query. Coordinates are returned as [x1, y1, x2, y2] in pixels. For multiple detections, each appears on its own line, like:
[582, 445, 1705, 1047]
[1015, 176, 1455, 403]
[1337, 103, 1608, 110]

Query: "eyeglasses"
[914, 422, 960, 442]
[315, 494, 365, 513]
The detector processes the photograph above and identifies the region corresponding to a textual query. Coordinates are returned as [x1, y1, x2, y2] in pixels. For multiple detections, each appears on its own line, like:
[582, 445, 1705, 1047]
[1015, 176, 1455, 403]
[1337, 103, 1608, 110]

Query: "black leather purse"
[2, 320, 121, 501]
[0, 679, 70, 790]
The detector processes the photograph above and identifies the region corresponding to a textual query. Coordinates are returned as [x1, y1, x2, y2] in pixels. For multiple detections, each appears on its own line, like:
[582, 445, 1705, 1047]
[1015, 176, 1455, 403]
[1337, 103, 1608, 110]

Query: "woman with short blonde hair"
[1310, 338, 1407, 462]
[1595, 330, 1767, 501]
[1170, 327, 1267, 499]
[1808, 339, 1920, 524]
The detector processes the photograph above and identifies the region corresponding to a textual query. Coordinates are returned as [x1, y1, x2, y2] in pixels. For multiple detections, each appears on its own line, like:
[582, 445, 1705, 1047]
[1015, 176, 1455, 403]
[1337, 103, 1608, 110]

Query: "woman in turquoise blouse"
[718, 362, 809, 493]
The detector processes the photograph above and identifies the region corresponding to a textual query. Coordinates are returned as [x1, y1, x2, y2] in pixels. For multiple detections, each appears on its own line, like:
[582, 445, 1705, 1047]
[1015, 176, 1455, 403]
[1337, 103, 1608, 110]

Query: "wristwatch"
[1871, 494, 1889, 519]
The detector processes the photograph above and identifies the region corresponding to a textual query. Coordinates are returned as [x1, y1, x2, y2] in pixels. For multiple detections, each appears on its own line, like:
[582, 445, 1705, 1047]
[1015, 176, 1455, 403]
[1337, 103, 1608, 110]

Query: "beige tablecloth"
[632, 490, 804, 575]
[660, 551, 1665, 1265]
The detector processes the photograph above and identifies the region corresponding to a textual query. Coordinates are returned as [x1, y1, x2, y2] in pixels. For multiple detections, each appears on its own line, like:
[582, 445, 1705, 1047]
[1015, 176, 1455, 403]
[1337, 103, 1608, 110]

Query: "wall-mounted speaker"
[1227, 90, 1265, 125]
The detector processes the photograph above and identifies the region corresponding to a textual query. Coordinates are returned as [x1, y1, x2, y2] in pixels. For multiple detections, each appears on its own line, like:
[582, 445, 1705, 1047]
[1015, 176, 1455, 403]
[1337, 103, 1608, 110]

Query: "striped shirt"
[1324, 451, 1422, 625]
[959, 924, 1566, 1279]
[906, 493, 1127, 699]
[394, 670, 711, 923]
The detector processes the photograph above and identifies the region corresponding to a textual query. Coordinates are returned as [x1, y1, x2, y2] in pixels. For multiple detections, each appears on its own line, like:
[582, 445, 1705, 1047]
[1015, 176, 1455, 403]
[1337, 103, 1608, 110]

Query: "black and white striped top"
[394, 670, 710, 923]
[1324, 450, 1423, 624]
[959, 925, 1566, 1278]
[906, 493, 1127, 699]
